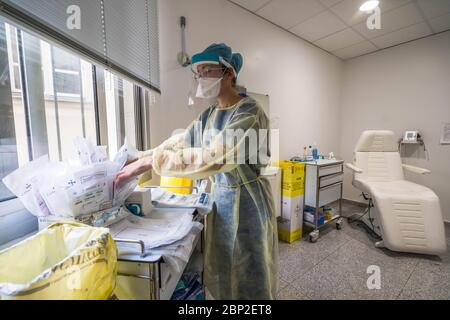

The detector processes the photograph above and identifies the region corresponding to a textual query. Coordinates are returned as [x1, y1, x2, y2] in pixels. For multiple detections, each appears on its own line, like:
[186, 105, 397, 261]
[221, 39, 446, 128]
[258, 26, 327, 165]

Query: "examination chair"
[346, 130, 447, 255]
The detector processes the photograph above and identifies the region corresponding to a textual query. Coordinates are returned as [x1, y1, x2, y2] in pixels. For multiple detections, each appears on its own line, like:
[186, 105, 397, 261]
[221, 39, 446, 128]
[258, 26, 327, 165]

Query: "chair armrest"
[402, 164, 431, 175]
[346, 163, 363, 173]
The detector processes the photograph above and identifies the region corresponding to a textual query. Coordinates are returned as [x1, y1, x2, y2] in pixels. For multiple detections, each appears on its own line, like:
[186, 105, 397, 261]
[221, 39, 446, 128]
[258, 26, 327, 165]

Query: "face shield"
[188, 65, 227, 106]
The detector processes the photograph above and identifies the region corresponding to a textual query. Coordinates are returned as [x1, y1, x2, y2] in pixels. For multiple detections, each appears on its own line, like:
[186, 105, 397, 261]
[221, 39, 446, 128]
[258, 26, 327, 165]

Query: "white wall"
[340, 31, 450, 221]
[154, 0, 343, 160]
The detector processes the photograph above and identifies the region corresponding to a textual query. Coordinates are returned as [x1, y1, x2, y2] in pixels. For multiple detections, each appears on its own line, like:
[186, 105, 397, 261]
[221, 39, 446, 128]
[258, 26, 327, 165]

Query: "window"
[104, 70, 138, 157]
[52, 46, 81, 96]
[3, 22, 97, 164]
[0, 15, 157, 246]
[0, 18, 155, 206]
[5, 24, 21, 91]
[0, 22, 19, 202]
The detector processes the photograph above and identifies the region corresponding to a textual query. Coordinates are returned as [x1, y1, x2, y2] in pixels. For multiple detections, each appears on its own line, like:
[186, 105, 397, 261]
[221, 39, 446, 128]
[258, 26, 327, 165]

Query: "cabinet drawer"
[318, 183, 342, 208]
[319, 173, 343, 188]
[319, 164, 343, 177]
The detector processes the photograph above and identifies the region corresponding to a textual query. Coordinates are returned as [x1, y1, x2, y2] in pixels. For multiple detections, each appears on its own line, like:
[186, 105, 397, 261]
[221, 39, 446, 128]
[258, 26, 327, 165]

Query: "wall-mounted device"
[399, 130, 428, 160]
[177, 16, 191, 67]
[402, 130, 420, 143]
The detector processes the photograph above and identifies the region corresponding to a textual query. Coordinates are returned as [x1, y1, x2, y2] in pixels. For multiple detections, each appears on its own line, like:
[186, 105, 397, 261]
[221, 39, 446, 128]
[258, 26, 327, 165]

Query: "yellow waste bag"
[0, 221, 117, 300]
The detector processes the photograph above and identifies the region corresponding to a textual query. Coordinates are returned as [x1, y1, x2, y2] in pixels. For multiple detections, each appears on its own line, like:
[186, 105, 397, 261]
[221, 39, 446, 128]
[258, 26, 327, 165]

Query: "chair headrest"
[355, 130, 398, 152]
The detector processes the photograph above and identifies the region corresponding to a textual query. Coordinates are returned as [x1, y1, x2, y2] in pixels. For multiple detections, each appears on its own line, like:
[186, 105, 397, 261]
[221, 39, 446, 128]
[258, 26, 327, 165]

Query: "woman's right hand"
[115, 156, 153, 189]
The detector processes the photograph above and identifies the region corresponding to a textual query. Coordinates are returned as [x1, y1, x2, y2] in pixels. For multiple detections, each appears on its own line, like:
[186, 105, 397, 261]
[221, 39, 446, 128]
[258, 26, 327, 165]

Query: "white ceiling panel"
[290, 10, 347, 42]
[353, 2, 424, 39]
[330, 0, 411, 26]
[319, 0, 344, 8]
[417, 0, 450, 19]
[256, 0, 326, 29]
[428, 12, 450, 33]
[228, 0, 449, 60]
[371, 22, 432, 48]
[314, 27, 365, 51]
[230, 0, 271, 12]
[376, 0, 412, 13]
[332, 40, 377, 59]
[329, 0, 369, 26]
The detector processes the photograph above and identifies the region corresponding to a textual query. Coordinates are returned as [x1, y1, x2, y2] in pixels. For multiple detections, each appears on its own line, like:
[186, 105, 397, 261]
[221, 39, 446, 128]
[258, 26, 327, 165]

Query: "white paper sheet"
[109, 213, 199, 249]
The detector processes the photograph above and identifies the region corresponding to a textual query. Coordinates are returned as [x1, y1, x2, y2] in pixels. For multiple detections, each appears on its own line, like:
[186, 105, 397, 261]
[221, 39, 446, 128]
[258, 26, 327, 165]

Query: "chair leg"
[375, 240, 385, 248]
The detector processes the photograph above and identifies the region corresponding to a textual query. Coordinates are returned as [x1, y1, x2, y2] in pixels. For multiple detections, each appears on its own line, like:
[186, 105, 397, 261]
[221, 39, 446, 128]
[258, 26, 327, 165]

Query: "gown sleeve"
[151, 100, 267, 180]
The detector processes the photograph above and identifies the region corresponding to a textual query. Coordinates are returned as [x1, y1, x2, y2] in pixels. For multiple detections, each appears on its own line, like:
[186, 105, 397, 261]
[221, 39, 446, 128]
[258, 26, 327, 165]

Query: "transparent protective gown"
[142, 96, 279, 299]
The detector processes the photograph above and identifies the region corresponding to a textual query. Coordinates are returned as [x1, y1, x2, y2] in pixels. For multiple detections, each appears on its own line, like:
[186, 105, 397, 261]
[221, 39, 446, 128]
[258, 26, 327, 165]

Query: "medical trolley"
[113, 207, 205, 300]
[303, 159, 344, 242]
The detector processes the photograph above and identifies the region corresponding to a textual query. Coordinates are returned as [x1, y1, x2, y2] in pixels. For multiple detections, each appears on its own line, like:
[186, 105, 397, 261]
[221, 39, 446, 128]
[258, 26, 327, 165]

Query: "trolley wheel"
[309, 230, 319, 243]
[336, 218, 343, 230]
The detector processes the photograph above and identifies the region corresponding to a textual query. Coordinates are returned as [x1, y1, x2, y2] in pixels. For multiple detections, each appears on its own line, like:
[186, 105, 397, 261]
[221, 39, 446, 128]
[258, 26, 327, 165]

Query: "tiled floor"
[277, 200, 450, 300]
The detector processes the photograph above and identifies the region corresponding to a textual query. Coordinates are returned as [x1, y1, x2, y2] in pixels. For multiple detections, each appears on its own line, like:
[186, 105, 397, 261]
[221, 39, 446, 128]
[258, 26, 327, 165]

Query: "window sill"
[0, 198, 38, 248]
[0, 231, 37, 251]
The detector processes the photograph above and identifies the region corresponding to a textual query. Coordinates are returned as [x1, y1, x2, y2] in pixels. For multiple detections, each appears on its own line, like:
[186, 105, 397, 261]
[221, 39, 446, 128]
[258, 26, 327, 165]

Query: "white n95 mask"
[196, 77, 222, 99]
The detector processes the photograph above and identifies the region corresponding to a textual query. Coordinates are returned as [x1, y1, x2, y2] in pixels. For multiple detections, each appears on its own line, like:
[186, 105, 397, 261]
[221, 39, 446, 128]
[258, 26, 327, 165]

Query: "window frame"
[4, 23, 22, 92]
[0, 195, 38, 247]
[0, 17, 155, 246]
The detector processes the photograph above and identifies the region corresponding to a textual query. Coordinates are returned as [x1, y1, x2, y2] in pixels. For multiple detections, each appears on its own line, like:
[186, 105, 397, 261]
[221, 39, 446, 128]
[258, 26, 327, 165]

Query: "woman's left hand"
[115, 156, 152, 189]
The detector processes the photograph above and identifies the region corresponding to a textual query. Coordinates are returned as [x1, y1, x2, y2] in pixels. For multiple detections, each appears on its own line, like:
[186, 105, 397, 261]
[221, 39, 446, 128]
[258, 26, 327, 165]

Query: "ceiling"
[229, 0, 450, 60]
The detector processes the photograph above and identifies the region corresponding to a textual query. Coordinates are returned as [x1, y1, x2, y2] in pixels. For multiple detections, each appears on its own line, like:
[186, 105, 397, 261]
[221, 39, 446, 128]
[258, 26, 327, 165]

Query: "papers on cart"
[109, 213, 202, 250]
[151, 188, 213, 215]
[152, 231, 201, 274]
[151, 231, 199, 263]
[110, 212, 203, 273]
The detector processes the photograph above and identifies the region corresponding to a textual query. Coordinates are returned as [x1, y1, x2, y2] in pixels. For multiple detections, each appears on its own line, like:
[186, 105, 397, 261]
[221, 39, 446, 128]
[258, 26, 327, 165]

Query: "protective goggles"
[191, 65, 227, 80]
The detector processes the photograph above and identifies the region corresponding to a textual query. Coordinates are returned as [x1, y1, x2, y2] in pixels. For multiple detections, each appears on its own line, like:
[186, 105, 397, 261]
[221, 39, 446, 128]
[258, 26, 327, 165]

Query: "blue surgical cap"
[191, 43, 243, 77]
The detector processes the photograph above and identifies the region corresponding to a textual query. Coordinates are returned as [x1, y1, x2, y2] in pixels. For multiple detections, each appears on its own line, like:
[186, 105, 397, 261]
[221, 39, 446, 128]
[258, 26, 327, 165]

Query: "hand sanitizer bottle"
[312, 143, 318, 160]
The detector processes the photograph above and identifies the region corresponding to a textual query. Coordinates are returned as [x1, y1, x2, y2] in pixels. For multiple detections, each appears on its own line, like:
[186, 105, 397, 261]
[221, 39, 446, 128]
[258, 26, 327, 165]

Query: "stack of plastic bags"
[2, 137, 139, 227]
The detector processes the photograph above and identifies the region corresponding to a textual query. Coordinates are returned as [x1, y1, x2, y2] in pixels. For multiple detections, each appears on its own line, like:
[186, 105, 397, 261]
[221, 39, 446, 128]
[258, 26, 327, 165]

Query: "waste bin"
[0, 222, 117, 300]
[160, 176, 193, 194]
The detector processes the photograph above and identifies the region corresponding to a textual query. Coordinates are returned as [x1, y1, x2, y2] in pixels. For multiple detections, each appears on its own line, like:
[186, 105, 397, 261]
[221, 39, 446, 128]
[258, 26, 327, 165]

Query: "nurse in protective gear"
[115, 43, 279, 300]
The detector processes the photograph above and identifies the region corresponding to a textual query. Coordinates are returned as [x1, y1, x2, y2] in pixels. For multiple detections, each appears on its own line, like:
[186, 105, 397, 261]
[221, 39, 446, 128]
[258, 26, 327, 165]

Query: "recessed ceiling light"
[359, 0, 379, 12]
